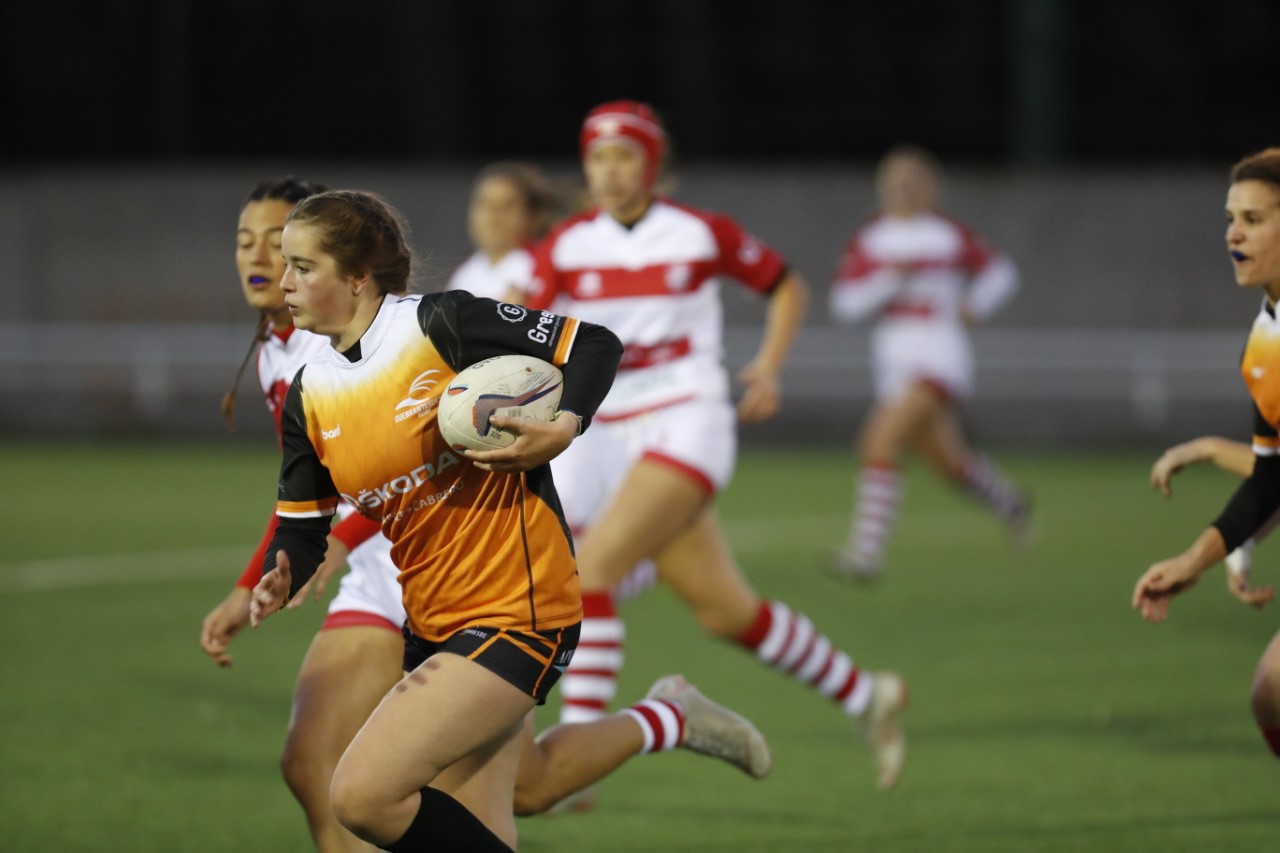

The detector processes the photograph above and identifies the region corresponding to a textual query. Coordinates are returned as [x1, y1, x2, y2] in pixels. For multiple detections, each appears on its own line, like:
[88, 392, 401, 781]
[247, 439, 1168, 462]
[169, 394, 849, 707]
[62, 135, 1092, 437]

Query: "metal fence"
[0, 322, 1248, 447]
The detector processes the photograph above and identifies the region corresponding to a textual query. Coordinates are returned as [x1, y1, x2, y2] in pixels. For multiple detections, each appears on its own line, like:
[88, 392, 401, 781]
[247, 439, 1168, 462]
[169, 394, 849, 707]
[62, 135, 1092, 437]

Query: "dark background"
[4, 0, 1277, 166]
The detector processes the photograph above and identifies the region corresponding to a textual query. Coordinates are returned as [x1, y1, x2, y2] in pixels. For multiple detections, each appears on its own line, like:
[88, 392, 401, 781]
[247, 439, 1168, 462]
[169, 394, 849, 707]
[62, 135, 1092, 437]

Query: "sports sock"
[558, 591, 623, 724]
[384, 786, 511, 852]
[848, 462, 900, 569]
[621, 699, 685, 754]
[736, 600, 874, 716]
[959, 453, 1025, 520]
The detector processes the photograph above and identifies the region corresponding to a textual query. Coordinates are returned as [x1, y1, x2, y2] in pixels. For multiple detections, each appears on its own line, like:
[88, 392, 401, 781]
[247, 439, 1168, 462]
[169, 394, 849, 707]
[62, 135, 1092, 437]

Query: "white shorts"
[871, 321, 973, 402]
[323, 533, 406, 632]
[551, 395, 738, 533]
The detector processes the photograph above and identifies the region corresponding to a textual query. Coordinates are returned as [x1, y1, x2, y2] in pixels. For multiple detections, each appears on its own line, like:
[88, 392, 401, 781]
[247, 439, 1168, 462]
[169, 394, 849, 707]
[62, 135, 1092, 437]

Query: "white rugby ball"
[437, 355, 564, 452]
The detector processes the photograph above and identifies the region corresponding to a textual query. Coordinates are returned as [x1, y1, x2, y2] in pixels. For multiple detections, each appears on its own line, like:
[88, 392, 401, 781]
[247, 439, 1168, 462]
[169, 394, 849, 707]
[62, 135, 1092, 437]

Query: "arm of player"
[465, 317, 623, 472]
[199, 586, 252, 668]
[738, 270, 808, 424]
[252, 372, 338, 624]
[287, 512, 382, 607]
[1132, 527, 1228, 622]
[1151, 436, 1255, 497]
[963, 254, 1019, 324]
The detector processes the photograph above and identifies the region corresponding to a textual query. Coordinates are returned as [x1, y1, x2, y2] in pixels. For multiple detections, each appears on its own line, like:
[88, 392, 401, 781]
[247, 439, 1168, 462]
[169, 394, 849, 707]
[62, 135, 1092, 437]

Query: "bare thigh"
[910, 397, 972, 480]
[860, 381, 946, 462]
[289, 625, 404, 757]
[333, 652, 535, 839]
[653, 508, 760, 638]
[574, 458, 710, 591]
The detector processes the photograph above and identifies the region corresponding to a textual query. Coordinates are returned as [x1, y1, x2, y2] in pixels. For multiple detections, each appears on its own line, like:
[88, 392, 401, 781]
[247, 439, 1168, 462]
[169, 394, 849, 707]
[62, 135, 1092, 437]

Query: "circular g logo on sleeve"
[497, 303, 529, 323]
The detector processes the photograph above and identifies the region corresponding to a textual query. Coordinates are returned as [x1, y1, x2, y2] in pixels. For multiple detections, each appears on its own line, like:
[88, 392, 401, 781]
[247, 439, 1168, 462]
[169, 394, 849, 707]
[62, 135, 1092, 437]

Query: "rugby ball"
[437, 355, 564, 452]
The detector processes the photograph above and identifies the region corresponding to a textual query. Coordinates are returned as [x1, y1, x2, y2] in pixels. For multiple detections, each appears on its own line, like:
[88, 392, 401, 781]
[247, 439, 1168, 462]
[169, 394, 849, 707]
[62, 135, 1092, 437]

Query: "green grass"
[2, 439, 1277, 852]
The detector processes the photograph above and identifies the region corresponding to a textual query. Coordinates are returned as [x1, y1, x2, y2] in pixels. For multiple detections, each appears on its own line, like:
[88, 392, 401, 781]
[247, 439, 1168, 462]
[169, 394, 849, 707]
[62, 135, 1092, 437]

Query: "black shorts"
[402, 622, 580, 705]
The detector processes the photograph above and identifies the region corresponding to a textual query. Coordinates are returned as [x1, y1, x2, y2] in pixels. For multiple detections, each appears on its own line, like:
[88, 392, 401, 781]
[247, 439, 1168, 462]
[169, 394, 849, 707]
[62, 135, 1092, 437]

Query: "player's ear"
[349, 269, 374, 297]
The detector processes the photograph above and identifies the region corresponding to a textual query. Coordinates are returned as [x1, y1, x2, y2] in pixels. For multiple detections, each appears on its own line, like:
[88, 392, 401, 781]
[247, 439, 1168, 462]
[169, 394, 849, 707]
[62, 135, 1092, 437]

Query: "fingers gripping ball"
[437, 355, 564, 452]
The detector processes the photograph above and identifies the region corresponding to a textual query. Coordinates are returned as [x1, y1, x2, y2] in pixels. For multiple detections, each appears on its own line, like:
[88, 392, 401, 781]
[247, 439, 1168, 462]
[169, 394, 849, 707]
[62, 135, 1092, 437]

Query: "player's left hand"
[736, 362, 781, 423]
[465, 412, 578, 473]
[1132, 555, 1204, 622]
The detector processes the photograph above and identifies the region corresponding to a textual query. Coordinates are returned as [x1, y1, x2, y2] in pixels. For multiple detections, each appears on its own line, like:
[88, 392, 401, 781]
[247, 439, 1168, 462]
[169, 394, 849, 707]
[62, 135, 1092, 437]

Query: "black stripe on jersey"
[262, 367, 339, 596]
[526, 464, 575, 557]
[516, 473, 537, 631]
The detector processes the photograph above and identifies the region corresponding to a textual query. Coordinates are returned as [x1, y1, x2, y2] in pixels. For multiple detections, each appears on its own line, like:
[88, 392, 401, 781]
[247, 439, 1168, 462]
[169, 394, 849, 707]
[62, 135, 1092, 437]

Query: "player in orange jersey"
[245, 190, 769, 851]
[828, 145, 1030, 582]
[1134, 147, 1280, 758]
[204, 181, 773, 853]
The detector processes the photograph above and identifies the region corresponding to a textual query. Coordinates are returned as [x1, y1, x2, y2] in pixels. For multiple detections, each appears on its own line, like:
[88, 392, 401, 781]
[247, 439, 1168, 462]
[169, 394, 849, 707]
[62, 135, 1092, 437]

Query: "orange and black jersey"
[263, 290, 622, 642]
[1214, 298, 1280, 551]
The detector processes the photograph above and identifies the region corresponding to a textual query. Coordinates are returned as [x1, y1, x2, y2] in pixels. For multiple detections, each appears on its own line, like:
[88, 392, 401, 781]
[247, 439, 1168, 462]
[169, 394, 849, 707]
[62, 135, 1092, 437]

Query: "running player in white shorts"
[527, 101, 908, 793]
[828, 145, 1031, 582]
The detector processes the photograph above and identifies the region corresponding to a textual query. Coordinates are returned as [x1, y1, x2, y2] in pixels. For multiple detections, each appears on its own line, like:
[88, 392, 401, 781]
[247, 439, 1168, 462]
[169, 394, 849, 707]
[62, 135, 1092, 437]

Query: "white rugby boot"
[857, 671, 908, 790]
[647, 675, 772, 779]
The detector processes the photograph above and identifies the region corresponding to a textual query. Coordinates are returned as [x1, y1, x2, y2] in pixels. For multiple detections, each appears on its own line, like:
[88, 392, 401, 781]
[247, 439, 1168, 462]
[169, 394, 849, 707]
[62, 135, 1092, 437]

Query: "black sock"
[381, 786, 513, 852]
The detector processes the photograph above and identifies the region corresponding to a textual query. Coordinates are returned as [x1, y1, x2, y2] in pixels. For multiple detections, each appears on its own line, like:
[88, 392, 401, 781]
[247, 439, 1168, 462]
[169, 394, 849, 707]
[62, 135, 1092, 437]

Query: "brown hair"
[223, 176, 327, 429]
[474, 161, 563, 238]
[1230, 148, 1280, 188]
[878, 144, 942, 180]
[286, 190, 415, 295]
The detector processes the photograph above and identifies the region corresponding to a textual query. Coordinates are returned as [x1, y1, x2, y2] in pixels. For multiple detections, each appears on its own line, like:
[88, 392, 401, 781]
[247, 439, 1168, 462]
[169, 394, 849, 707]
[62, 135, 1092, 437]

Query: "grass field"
[2, 439, 1277, 852]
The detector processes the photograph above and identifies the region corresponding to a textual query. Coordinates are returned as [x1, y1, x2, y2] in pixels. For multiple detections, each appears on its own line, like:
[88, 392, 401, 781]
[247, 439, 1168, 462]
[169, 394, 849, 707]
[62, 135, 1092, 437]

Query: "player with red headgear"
[528, 100, 909, 796]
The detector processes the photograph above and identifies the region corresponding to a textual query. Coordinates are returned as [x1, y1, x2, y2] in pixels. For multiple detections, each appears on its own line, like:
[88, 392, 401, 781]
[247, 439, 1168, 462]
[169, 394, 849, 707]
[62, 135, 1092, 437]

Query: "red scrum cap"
[580, 100, 666, 184]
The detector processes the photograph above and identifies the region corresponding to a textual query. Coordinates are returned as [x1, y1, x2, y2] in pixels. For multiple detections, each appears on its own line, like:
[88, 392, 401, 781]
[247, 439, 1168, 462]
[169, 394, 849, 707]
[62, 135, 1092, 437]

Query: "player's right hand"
[200, 586, 252, 668]
[250, 550, 293, 627]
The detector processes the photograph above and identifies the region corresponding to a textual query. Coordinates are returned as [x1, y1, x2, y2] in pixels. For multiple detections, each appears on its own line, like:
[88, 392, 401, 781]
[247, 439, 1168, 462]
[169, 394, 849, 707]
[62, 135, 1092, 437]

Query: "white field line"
[0, 546, 249, 593]
[0, 510, 975, 594]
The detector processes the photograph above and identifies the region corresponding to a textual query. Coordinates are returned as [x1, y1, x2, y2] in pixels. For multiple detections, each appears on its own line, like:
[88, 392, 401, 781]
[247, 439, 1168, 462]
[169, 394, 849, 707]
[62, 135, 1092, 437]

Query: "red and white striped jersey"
[446, 247, 535, 302]
[256, 326, 329, 443]
[527, 199, 786, 418]
[829, 212, 1017, 326]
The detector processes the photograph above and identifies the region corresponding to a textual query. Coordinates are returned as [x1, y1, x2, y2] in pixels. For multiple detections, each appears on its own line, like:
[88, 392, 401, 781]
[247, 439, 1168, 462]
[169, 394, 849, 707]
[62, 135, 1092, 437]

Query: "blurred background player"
[1133, 147, 1280, 758]
[446, 162, 559, 302]
[828, 144, 1030, 582]
[202, 179, 774, 852]
[199, 177, 407, 853]
[526, 100, 908, 795]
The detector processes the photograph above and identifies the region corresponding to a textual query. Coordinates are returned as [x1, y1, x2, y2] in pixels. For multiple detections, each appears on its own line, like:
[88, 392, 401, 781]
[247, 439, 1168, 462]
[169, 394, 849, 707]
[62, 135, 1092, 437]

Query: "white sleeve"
[829, 268, 902, 324]
[964, 254, 1018, 321]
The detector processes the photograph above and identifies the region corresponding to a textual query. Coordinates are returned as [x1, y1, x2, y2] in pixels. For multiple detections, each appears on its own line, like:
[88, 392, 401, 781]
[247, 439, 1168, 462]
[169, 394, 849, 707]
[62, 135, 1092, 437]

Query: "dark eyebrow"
[285, 253, 317, 265]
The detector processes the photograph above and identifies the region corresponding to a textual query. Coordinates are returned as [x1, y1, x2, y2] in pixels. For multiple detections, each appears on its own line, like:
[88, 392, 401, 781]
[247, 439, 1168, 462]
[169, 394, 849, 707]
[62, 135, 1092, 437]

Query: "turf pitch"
[1, 439, 1276, 851]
